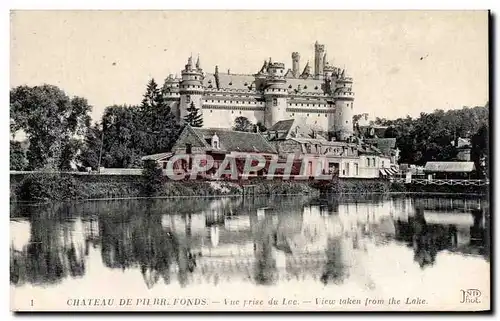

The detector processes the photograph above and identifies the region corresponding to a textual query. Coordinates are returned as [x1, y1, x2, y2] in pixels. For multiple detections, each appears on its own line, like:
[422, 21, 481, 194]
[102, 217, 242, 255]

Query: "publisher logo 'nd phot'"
[460, 289, 481, 304]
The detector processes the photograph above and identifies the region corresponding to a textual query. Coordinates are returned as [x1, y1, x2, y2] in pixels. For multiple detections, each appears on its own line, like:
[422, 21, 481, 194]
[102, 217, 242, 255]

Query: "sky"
[10, 10, 489, 122]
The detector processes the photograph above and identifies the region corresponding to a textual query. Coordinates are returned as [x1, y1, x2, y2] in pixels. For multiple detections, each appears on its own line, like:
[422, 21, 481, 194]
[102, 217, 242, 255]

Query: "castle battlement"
[165, 41, 355, 142]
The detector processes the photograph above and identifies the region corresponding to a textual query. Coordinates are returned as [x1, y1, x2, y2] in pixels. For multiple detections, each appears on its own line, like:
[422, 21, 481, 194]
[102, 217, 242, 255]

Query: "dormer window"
[212, 133, 220, 149]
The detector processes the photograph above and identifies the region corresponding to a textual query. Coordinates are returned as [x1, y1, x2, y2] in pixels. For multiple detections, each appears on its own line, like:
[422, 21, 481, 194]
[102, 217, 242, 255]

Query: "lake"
[10, 194, 490, 311]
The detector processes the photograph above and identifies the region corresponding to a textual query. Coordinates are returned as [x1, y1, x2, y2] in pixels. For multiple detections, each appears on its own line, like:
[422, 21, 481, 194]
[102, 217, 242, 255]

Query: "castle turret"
[314, 41, 325, 80]
[264, 61, 288, 128]
[292, 52, 300, 78]
[163, 74, 181, 121]
[333, 71, 355, 141]
[179, 55, 204, 122]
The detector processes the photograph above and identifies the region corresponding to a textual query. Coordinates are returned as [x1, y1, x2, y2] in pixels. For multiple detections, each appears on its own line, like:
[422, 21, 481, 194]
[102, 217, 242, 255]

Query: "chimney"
[292, 52, 300, 78]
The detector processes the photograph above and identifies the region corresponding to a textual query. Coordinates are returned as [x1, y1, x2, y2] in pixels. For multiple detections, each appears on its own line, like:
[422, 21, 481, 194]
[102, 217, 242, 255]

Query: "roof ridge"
[186, 125, 211, 148]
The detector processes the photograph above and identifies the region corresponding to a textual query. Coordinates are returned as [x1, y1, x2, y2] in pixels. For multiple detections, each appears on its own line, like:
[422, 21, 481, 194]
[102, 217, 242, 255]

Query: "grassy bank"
[10, 172, 487, 203]
[10, 173, 320, 202]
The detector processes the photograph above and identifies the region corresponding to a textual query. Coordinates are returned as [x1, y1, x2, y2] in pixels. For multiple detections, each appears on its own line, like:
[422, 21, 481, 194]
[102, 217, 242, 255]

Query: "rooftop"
[424, 161, 476, 173]
[189, 126, 278, 154]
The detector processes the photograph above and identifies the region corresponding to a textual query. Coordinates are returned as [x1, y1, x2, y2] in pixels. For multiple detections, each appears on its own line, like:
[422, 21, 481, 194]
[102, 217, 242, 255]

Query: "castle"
[162, 41, 355, 141]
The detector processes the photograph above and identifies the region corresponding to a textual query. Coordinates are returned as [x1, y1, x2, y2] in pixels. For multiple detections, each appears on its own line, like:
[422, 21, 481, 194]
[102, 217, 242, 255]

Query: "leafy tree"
[83, 78, 181, 169]
[10, 85, 91, 170]
[471, 124, 489, 178]
[184, 102, 203, 127]
[59, 138, 83, 171]
[375, 104, 489, 166]
[233, 116, 253, 132]
[10, 141, 27, 170]
[79, 122, 103, 170]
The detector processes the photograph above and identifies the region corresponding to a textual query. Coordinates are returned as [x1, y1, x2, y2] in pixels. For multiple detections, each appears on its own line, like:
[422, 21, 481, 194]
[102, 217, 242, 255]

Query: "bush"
[17, 172, 83, 202]
[140, 161, 165, 197]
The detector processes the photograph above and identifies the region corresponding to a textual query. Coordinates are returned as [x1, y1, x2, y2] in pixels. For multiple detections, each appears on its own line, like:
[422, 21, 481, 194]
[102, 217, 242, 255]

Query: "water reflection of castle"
[10, 196, 489, 289]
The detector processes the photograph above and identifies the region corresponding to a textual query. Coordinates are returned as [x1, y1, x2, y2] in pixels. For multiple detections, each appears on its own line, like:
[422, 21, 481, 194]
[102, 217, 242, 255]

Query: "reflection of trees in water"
[393, 206, 489, 269]
[10, 204, 86, 286]
[99, 200, 197, 289]
[320, 237, 347, 285]
[253, 217, 278, 285]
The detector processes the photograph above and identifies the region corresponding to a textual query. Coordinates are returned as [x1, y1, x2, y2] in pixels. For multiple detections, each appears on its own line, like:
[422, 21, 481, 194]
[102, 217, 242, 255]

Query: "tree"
[233, 116, 252, 132]
[10, 141, 27, 170]
[471, 124, 489, 178]
[141, 160, 165, 197]
[140, 78, 181, 155]
[184, 102, 203, 127]
[79, 122, 103, 170]
[10, 85, 91, 170]
[376, 105, 489, 165]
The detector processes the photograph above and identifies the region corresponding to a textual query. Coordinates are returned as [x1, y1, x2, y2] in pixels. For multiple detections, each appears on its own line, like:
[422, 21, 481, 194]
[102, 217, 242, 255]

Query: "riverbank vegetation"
[362, 105, 489, 178]
[11, 172, 322, 202]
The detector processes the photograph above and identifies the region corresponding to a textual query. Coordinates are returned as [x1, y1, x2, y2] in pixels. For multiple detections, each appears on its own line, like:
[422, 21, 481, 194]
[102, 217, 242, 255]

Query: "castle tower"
[292, 52, 300, 78]
[179, 55, 204, 123]
[264, 61, 288, 128]
[162, 74, 181, 121]
[314, 41, 325, 80]
[333, 70, 355, 141]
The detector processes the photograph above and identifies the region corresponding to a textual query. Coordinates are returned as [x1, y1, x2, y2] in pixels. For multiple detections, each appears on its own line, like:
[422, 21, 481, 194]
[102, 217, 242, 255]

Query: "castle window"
[239, 111, 242, 114]
[325, 114, 327, 117]
[346, 121, 348, 124]
[232, 111, 234, 114]
[186, 95, 191, 103]
[307, 114, 309, 116]
[292, 113, 295, 116]
[210, 110, 213, 113]
[315, 86, 318, 90]
[289, 85, 292, 89]
[304, 85, 308, 89]
[244, 82, 248, 86]
[229, 82, 232, 86]
[194, 76, 197, 80]
[317, 114, 320, 117]
[273, 98, 277, 106]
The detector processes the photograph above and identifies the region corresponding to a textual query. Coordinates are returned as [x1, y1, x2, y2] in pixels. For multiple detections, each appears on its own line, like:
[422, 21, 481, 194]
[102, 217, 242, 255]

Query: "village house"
[263, 119, 399, 178]
[423, 161, 476, 180]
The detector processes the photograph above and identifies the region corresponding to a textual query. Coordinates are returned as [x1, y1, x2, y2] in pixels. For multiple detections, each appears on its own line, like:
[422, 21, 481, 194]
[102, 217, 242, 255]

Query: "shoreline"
[10, 190, 487, 206]
[10, 171, 488, 204]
